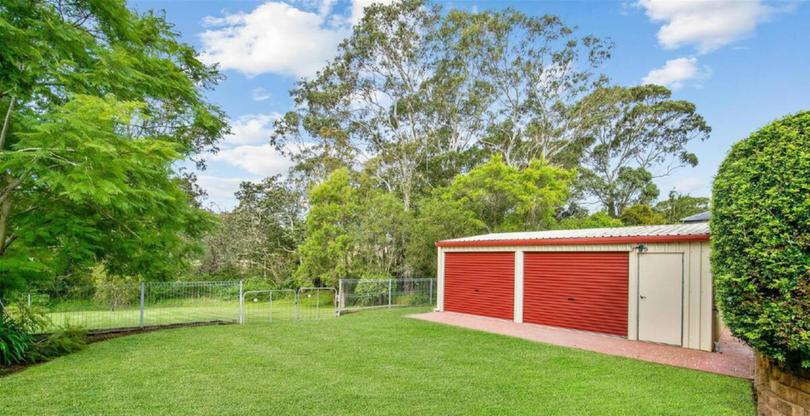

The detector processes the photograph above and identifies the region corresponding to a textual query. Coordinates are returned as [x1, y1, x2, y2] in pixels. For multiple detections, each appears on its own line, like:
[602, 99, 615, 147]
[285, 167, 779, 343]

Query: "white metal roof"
[681, 211, 710, 223]
[441, 223, 709, 243]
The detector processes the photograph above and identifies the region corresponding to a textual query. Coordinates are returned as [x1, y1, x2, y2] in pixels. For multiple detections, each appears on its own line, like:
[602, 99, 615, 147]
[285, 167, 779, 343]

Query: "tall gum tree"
[574, 85, 711, 217]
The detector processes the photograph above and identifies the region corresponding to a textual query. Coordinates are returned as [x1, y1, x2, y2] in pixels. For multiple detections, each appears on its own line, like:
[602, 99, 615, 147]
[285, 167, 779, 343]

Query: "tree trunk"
[0, 195, 11, 256]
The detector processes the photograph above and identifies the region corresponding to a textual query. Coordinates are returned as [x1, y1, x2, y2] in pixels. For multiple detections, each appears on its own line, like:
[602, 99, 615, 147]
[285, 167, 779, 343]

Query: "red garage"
[435, 224, 718, 351]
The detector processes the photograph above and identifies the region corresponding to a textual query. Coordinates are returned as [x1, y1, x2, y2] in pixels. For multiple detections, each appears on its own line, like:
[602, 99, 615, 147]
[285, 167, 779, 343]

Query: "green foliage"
[406, 193, 487, 277]
[27, 326, 86, 364]
[0, 312, 32, 366]
[556, 211, 623, 230]
[620, 204, 668, 226]
[576, 85, 711, 217]
[711, 111, 810, 369]
[0, 0, 226, 293]
[198, 176, 303, 284]
[353, 279, 391, 306]
[406, 156, 573, 277]
[296, 169, 411, 285]
[655, 190, 710, 223]
[440, 156, 574, 232]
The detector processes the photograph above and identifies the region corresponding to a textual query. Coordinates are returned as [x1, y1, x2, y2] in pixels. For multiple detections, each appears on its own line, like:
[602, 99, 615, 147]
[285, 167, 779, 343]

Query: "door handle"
[640, 295, 647, 300]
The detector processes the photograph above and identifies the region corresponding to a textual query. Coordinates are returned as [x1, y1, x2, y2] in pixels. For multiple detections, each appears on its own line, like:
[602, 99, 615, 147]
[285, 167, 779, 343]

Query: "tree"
[296, 169, 411, 286]
[441, 9, 612, 167]
[712, 112, 809, 369]
[575, 85, 711, 217]
[406, 156, 573, 277]
[272, 2, 612, 210]
[198, 176, 304, 284]
[0, 1, 227, 295]
[655, 190, 709, 223]
[272, 0, 479, 210]
[619, 204, 667, 226]
[441, 155, 574, 232]
[556, 211, 622, 230]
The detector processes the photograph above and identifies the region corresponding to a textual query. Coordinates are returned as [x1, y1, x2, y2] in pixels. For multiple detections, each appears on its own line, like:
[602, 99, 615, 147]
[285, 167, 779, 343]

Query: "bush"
[0, 313, 33, 366]
[28, 326, 86, 364]
[711, 111, 810, 369]
[354, 279, 390, 306]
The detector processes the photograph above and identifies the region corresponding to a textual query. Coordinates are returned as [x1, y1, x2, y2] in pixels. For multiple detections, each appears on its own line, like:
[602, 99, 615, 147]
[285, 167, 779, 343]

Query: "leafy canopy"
[0, 0, 227, 294]
[711, 111, 810, 369]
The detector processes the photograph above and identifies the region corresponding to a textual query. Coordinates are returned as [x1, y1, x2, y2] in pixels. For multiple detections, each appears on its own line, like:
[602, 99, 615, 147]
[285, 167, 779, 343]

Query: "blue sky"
[131, 0, 809, 211]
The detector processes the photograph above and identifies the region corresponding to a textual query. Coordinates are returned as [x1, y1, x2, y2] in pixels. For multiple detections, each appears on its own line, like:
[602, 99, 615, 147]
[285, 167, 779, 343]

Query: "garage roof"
[436, 223, 709, 247]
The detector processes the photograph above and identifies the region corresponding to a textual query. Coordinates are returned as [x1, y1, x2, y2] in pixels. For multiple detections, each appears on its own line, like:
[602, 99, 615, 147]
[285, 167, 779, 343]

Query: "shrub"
[711, 111, 810, 369]
[0, 313, 33, 367]
[354, 279, 390, 306]
[28, 326, 86, 364]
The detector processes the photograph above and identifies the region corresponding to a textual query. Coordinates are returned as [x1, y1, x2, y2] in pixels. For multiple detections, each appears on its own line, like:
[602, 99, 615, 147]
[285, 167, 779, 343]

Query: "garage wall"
[436, 240, 714, 351]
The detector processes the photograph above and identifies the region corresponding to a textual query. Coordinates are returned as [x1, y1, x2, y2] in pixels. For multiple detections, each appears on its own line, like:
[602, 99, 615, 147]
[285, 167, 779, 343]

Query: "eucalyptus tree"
[440, 9, 613, 168]
[574, 85, 711, 217]
[0, 0, 228, 293]
[198, 176, 304, 284]
[273, 1, 502, 210]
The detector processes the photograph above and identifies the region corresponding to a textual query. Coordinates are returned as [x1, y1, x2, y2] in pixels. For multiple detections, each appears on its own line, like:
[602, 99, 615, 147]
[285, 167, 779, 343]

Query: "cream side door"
[638, 253, 683, 346]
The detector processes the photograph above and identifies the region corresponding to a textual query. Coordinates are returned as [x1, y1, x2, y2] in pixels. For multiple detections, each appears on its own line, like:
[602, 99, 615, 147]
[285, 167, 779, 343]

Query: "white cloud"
[209, 144, 294, 177]
[199, 2, 348, 77]
[643, 57, 710, 89]
[350, 0, 385, 24]
[223, 113, 280, 146]
[199, 1, 392, 78]
[196, 175, 249, 211]
[638, 0, 774, 53]
[251, 88, 272, 101]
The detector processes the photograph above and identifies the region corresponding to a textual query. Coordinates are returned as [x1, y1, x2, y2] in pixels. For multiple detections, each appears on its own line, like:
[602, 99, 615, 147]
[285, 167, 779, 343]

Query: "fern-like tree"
[0, 1, 228, 297]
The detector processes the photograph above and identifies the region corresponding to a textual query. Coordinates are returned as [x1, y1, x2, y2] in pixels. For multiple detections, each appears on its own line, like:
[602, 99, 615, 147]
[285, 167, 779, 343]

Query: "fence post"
[238, 280, 244, 325]
[429, 279, 433, 306]
[139, 282, 145, 328]
[338, 279, 344, 315]
[388, 279, 393, 309]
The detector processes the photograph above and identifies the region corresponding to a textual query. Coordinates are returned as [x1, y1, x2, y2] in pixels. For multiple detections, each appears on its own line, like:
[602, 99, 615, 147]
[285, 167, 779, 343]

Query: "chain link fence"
[337, 278, 436, 314]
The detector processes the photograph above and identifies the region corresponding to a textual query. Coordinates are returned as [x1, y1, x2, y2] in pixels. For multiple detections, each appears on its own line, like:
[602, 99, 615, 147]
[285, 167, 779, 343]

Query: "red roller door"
[524, 252, 628, 336]
[444, 252, 514, 320]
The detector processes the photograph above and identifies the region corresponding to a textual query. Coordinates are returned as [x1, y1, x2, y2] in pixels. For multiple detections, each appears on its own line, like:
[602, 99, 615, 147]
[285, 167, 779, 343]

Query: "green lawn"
[0, 308, 754, 415]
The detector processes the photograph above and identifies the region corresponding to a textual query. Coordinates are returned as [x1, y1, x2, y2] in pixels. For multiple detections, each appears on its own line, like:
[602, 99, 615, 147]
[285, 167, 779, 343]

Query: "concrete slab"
[409, 311, 753, 379]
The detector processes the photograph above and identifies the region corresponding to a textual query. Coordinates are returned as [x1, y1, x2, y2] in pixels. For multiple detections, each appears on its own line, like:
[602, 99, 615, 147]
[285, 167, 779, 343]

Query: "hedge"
[711, 111, 810, 369]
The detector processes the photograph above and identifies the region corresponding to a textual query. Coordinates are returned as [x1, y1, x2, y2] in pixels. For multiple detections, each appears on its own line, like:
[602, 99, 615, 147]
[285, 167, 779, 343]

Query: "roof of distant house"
[680, 211, 710, 223]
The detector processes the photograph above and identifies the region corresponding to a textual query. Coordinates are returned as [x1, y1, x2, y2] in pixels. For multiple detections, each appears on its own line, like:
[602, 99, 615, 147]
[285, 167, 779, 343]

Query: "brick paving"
[409, 311, 753, 379]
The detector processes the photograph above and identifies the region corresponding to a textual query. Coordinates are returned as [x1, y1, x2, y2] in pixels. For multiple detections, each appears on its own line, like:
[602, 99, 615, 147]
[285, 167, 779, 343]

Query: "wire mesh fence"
[337, 278, 436, 314]
[11, 278, 433, 332]
[24, 281, 242, 332]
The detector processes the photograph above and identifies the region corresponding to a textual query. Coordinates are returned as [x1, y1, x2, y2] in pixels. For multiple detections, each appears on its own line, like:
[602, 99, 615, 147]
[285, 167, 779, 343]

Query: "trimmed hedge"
[711, 111, 810, 369]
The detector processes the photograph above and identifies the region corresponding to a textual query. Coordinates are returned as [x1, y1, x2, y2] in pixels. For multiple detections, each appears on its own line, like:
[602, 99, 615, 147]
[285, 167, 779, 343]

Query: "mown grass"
[0, 308, 754, 415]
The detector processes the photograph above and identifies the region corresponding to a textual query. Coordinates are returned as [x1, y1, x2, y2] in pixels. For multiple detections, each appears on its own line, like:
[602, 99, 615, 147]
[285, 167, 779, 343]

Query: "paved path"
[409, 311, 753, 379]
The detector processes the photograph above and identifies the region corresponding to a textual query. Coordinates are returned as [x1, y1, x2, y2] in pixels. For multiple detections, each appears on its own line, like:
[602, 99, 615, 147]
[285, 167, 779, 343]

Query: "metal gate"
[297, 287, 337, 320]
